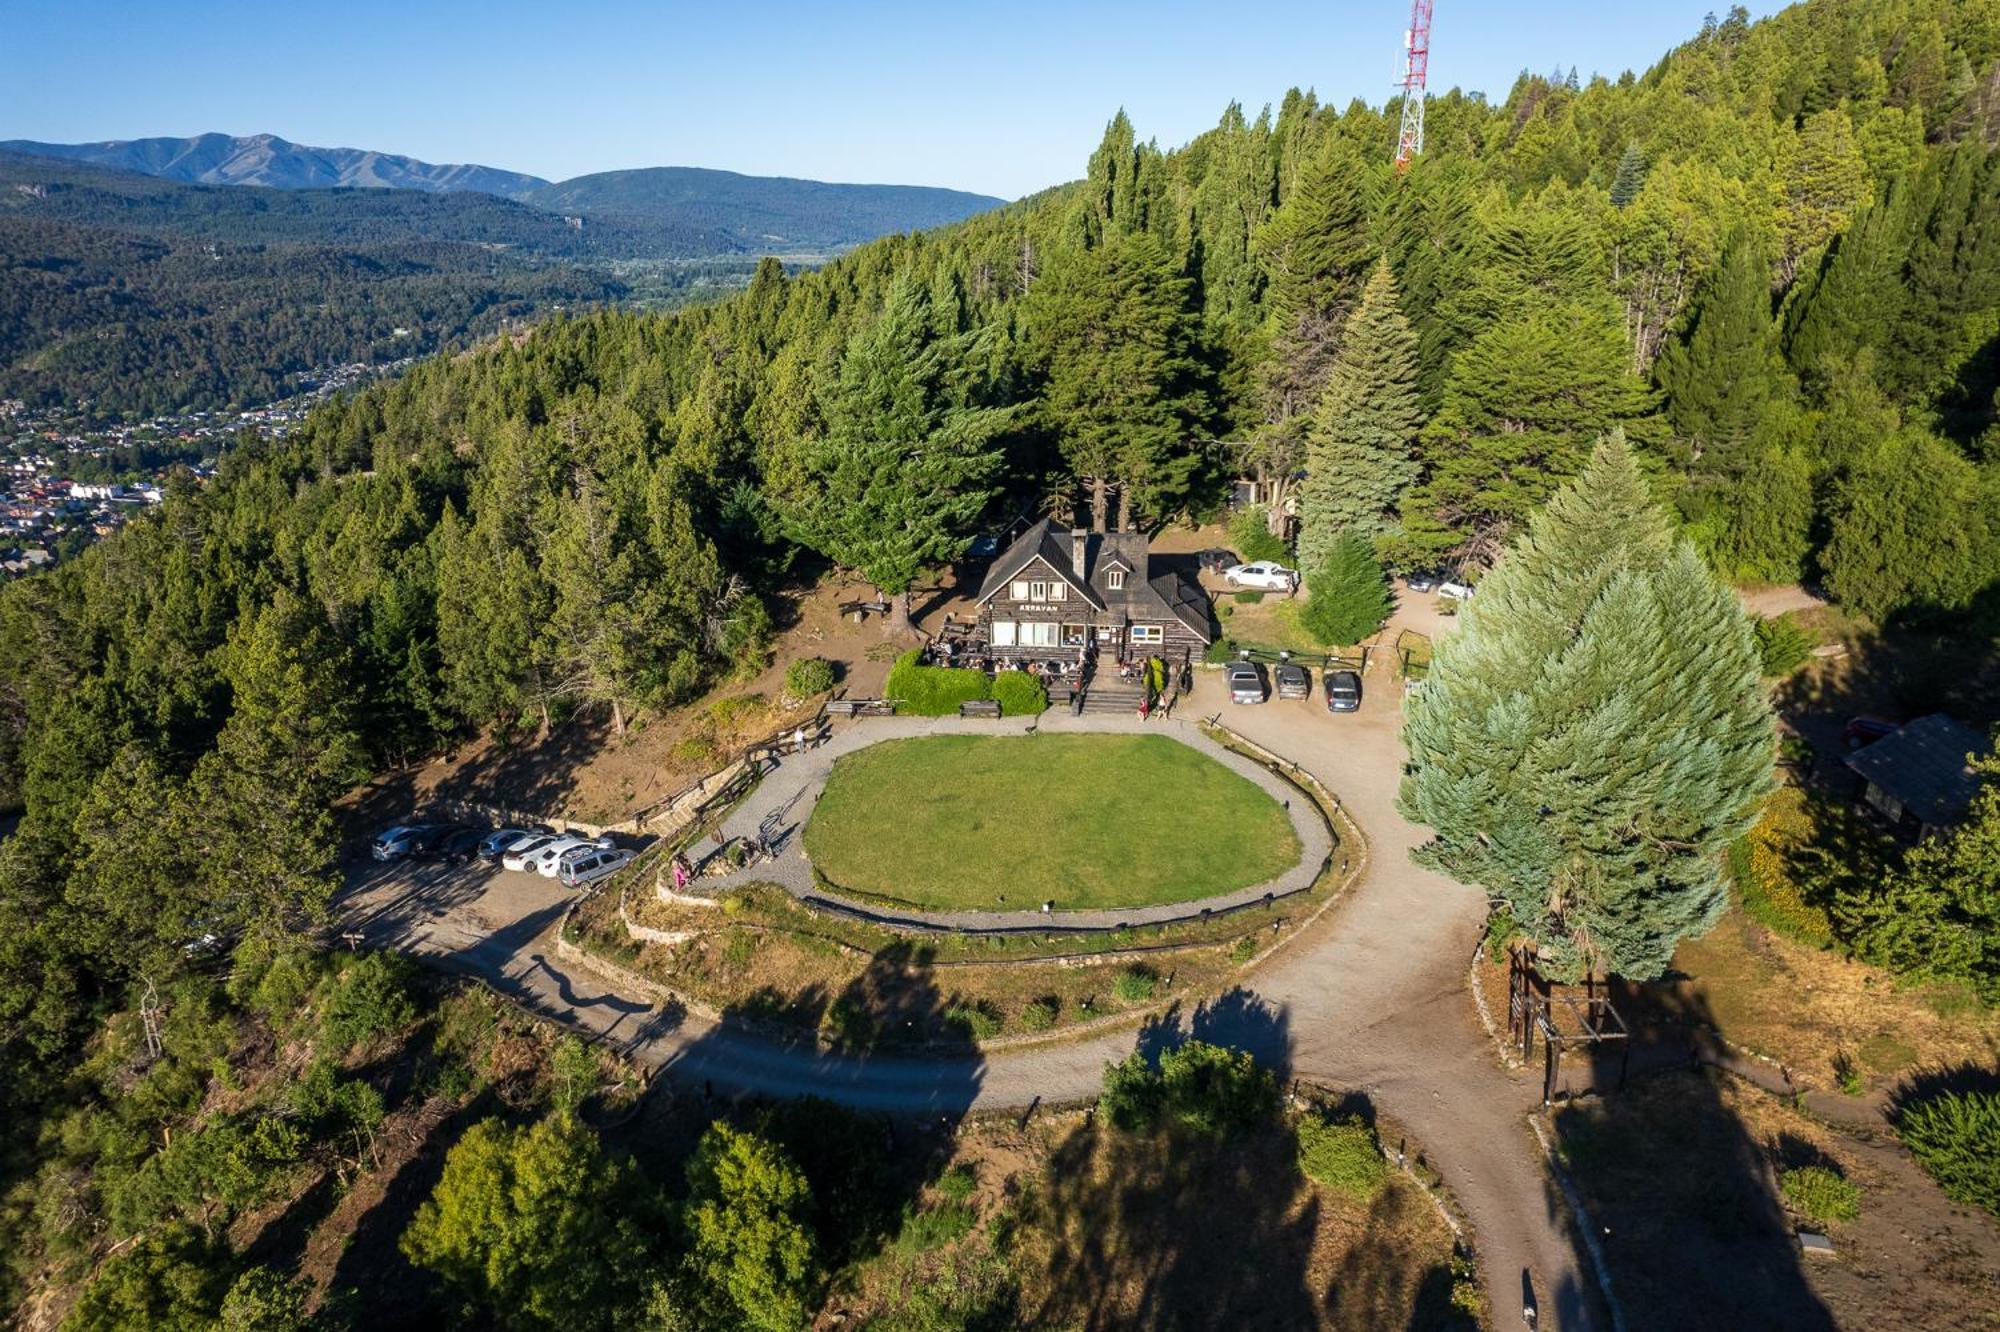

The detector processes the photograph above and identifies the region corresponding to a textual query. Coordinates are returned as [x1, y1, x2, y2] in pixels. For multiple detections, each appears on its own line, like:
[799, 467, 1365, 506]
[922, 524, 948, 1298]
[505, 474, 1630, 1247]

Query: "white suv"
[557, 847, 636, 889]
[530, 834, 615, 877]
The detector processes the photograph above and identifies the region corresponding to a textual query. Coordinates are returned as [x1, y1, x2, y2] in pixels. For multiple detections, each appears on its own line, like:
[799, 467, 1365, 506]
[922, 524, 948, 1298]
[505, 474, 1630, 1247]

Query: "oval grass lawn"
[802, 733, 1301, 912]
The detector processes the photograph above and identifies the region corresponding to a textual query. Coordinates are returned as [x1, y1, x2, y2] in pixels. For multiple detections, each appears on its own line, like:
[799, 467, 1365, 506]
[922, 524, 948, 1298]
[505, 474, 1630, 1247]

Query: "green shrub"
[893, 1199, 977, 1254]
[1204, 638, 1240, 665]
[1112, 968, 1157, 1003]
[1895, 1085, 2000, 1217]
[885, 651, 990, 715]
[783, 657, 836, 699]
[1297, 1113, 1388, 1200]
[1753, 613, 1815, 678]
[1159, 1042, 1277, 1138]
[1228, 506, 1291, 564]
[1299, 537, 1392, 648]
[317, 953, 417, 1052]
[1100, 1052, 1167, 1131]
[1232, 589, 1265, 604]
[941, 1001, 1002, 1042]
[990, 670, 1048, 716]
[1482, 903, 1520, 963]
[1019, 996, 1060, 1032]
[1229, 934, 1260, 964]
[1779, 1164, 1860, 1225]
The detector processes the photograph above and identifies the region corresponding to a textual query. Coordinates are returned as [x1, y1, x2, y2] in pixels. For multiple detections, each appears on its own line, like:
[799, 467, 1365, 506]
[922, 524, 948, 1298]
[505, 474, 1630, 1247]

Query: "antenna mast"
[1394, 0, 1435, 171]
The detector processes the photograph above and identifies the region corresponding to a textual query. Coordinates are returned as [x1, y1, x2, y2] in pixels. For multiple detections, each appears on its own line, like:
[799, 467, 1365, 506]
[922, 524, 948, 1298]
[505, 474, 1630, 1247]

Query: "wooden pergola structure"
[1507, 943, 1631, 1106]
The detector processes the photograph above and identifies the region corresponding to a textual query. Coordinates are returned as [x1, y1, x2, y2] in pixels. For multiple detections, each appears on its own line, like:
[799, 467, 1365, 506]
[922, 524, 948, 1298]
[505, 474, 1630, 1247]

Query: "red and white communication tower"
[1394, 0, 1435, 171]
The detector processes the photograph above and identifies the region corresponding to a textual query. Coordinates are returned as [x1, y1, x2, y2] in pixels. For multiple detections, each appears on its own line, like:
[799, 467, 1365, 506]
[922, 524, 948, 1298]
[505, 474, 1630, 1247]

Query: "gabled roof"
[972, 518, 1102, 608]
[1845, 713, 1991, 828]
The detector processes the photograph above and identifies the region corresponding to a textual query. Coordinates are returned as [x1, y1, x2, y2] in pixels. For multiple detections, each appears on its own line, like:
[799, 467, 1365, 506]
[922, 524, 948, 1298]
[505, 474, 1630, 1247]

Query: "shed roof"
[1844, 713, 1991, 829]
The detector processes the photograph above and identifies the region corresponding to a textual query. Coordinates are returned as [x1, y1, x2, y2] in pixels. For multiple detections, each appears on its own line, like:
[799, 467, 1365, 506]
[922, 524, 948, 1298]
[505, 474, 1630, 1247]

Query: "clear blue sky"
[1, 1, 1784, 199]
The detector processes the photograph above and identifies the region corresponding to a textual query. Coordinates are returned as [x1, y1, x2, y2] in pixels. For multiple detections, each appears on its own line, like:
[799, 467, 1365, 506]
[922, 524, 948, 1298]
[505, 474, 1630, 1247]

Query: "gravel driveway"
[338, 604, 1607, 1329]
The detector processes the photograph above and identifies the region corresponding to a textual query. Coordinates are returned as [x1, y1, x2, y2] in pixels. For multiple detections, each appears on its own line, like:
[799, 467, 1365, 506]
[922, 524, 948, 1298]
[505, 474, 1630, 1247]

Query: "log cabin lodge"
[969, 519, 1214, 668]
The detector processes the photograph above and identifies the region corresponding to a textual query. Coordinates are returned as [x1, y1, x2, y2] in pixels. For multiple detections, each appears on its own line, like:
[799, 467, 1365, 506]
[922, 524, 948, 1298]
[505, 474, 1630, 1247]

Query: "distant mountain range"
[0, 134, 1007, 414]
[0, 133, 1005, 250]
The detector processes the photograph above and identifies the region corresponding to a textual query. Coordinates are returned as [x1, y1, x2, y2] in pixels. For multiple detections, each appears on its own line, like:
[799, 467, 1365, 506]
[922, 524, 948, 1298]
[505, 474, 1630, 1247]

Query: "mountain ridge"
[0, 132, 550, 198]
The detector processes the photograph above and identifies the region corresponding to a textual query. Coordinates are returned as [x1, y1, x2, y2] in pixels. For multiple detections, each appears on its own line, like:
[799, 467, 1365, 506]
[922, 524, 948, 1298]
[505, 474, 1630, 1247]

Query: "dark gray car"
[1274, 663, 1311, 699]
[1324, 670, 1362, 713]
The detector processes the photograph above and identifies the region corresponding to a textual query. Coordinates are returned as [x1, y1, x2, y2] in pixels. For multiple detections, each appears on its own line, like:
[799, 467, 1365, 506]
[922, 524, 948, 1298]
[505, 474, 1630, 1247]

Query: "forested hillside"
[3, 0, 2000, 1321]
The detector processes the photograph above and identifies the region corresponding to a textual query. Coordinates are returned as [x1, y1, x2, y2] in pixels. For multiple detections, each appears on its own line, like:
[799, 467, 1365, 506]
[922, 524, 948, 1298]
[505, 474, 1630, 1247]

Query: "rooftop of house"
[1845, 712, 1992, 828]
[973, 518, 1212, 642]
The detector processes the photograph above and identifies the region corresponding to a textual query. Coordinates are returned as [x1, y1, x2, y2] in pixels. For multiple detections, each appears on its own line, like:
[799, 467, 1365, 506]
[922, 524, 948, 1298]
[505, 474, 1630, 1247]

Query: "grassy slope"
[803, 733, 1300, 911]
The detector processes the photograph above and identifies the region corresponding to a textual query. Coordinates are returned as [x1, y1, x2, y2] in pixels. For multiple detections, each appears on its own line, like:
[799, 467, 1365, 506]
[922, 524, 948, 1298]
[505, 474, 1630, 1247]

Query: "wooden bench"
[958, 699, 1003, 718]
[826, 698, 895, 717]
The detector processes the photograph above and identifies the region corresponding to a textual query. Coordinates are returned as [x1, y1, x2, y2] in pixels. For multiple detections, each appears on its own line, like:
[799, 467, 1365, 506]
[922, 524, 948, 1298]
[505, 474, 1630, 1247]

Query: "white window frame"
[1106, 569, 1125, 590]
[991, 620, 1017, 647]
[1025, 579, 1067, 602]
[1130, 624, 1163, 644]
[1018, 621, 1059, 648]
[1009, 579, 1031, 601]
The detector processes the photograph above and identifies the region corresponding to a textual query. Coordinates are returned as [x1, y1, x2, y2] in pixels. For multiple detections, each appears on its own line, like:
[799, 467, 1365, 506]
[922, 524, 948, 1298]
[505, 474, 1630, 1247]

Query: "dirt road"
[339, 600, 1608, 1329]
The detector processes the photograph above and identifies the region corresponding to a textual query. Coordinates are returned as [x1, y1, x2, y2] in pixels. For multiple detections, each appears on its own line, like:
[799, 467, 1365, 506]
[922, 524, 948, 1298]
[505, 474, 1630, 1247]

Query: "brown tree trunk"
[1115, 484, 1130, 534]
[1090, 477, 1108, 532]
[610, 696, 626, 737]
[884, 585, 912, 635]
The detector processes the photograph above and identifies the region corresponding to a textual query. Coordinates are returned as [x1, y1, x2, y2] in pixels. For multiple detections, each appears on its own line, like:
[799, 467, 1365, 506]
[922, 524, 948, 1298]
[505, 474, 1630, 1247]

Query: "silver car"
[1225, 662, 1266, 704]
[558, 846, 636, 889]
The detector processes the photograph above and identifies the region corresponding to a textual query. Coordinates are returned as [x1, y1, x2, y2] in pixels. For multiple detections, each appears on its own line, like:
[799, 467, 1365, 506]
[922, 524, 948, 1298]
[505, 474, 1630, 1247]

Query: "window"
[1010, 580, 1031, 601]
[1019, 622, 1060, 647]
[1025, 580, 1066, 602]
[1061, 623, 1088, 647]
[991, 620, 1017, 647]
[1106, 569, 1125, 590]
[1131, 624, 1163, 644]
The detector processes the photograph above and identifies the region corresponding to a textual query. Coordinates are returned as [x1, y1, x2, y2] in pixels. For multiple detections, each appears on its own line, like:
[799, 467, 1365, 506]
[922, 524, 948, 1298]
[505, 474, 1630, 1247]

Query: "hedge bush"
[990, 670, 1049, 716]
[1779, 1165, 1860, 1225]
[1232, 589, 1265, 604]
[1753, 614, 1815, 678]
[1099, 1041, 1277, 1139]
[884, 651, 990, 715]
[1112, 967, 1157, 1003]
[1895, 1085, 2000, 1217]
[783, 656, 836, 700]
[1296, 1113, 1388, 1201]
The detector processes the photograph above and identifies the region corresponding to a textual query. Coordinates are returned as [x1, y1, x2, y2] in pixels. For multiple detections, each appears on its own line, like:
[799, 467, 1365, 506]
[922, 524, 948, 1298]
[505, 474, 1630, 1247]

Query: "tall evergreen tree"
[1400, 437, 1773, 980]
[1397, 303, 1659, 567]
[1025, 233, 1208, 530]
[1609, 143, 1647, 208]
[1296, 260, 1424, 572]
[781, 276, 1008, 630]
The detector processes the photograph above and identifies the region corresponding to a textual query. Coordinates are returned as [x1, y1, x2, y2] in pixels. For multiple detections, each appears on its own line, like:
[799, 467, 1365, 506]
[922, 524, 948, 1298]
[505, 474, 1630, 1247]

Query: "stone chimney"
[1071, 528, 1089, 580]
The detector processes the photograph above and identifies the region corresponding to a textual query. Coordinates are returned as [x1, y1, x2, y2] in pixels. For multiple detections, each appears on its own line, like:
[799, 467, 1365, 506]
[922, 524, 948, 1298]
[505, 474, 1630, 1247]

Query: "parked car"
[1324, 670, 1362, 713]
[558, 846, 637, 889]
[1274, 662, 1311, 699]
[422, 826, 482, 865]
[1197, 547, 1239, 575]
[479, 827, 542, 860]
[372, 824, 438, 861]
[532, 834, 617, 877]
[500, 834, 559, 872]
[1437, 578, 1474, 601]
[1404, 570, 1440, 593]
[1225, 662, 1267, 704]
[1223, 561, 1299, 592]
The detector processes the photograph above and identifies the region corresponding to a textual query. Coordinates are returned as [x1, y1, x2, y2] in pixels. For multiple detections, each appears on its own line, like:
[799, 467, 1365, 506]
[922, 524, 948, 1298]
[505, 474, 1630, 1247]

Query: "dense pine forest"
[4, 0, 2000, 1323]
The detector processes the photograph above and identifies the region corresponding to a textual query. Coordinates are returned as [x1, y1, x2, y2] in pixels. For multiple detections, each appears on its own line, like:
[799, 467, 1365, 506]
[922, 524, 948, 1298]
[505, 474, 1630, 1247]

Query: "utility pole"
[1394, 0, 1435, 171]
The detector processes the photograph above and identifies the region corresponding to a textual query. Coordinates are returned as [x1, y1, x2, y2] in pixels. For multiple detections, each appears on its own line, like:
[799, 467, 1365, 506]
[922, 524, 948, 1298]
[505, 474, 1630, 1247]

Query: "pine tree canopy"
[1299, 535, 1393, 648]
[1296, 260, 1424, 574]
[1400, 436, 1773, 981]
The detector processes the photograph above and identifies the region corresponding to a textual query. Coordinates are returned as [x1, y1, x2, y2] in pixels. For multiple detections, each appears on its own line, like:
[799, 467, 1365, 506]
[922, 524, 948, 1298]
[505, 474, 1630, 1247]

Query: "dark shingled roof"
[973, 518, 1213, 644]
[1845, 713, 1991, 829]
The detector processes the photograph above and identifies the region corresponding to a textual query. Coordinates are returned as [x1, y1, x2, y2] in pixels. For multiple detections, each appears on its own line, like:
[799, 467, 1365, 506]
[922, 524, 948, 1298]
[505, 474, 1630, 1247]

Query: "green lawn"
[803, 733, 1301, 911]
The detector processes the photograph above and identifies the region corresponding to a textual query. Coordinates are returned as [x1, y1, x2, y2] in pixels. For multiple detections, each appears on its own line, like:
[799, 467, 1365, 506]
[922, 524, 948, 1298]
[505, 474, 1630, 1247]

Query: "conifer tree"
[1025, 233, 1208, 529]
[1296, 260, 1423, 572]
[1300, 535, 1393, 647]
[781, 276, 1007, 631]
[1397, 303, 1658, 567]
[1400, 437, 1773, 980]
[1609, 143, 1647, 208]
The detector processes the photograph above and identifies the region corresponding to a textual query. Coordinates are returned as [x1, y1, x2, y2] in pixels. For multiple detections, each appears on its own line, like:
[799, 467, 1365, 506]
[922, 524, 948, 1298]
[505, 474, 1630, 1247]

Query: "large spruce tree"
[1296, 260, 1424, 572]
[781, 277, 1008, 629]
[1400, 436, 1773, 980]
